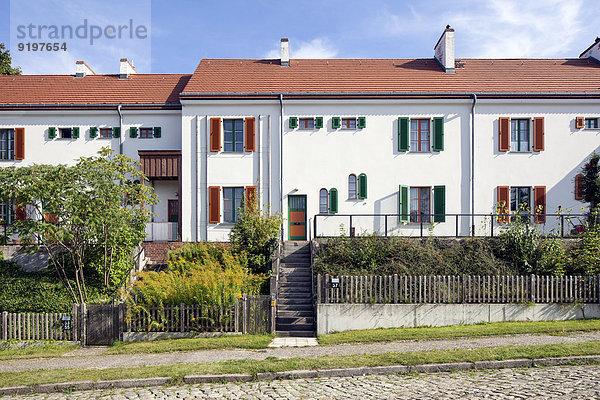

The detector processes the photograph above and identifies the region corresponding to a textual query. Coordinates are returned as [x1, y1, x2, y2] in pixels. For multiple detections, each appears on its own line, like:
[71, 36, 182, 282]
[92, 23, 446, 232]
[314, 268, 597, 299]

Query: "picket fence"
[1, 310, 75, 341]
[317, 274, 600, 304]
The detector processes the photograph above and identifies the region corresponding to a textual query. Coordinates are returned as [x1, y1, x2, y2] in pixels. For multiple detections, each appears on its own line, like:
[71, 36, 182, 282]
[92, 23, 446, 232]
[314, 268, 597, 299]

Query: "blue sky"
[0, 0, 597, 75]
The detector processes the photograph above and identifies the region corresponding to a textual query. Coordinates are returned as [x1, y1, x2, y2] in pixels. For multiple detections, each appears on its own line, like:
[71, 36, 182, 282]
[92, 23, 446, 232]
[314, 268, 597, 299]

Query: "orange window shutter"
[498, 118, 510, 151]
[575, 173, 584, 200]
[497, 186, 510, 223]
[44, 213, 58, 224]
[533, 117, 544, 151]
[210, 118, 221, 152]
[245, 117, 255, 152]
[534, 186, 546, 223]
[208, 186, 220, 223]
[575, 117, 585, 129]
[15, 204, 26, 221]
[245, 186, 257, 209]
[14, 128, 25, 160]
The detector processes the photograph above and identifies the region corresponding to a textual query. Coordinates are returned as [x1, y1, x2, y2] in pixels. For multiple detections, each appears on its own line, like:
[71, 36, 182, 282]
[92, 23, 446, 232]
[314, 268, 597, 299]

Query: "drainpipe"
[117, 104, 123, 155]
[470, 94, 477, 235]
[279, 94, 284, 242]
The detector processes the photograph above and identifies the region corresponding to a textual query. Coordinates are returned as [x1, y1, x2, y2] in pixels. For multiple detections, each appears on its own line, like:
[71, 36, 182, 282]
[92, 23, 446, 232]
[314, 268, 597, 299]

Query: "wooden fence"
[125, 295, 271, 335]
[317, 274, 600, 304]
[1, 310, 75, 341]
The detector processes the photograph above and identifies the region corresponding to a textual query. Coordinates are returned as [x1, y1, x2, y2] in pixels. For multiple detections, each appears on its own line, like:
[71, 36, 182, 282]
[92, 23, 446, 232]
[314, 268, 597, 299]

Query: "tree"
[0, 148, 156, 304]
[580, 153, 600, 225]
[0, 44, 21, 75]
[229, 191, 282, 274]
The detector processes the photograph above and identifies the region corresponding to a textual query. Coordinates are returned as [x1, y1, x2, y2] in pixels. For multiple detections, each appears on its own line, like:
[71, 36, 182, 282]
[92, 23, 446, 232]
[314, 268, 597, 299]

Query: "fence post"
[530, 274, 536, 303]
[461, 275, 466, 303]
[561, 215, 564, 237]
[384, 215, 388, 237]
[393, 274, 398, 303]
[71, 304, 78, 342]
[349, 216, 353, 237]
[270, 295, 276, 334]
[317, 275, 322, 304]
[180, 303, 185, 333]
[242, 294, 248, 334]
[314, 216, 317, 238]
[81, 303, 87, 346]
[2, 311, 6, 341]
[490, 214, 494, 237]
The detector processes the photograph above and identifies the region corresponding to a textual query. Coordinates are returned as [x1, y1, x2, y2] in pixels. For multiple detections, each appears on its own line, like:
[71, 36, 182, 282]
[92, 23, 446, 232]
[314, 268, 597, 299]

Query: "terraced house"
[1, 27, 599, 242]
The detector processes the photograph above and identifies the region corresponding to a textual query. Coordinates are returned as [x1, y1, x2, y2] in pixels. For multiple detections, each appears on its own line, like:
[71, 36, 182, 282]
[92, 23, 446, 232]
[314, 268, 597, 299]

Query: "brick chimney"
[280, 38, 290, 67]
[434, 26, 455, 74]
[119, 58, 137, 79]
[75, 61, 95, 77]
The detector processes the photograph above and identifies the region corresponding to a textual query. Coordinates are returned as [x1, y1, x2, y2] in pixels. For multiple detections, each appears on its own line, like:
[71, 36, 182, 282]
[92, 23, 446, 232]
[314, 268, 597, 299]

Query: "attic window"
[585, 118, 599, 129]
[59, 128, 72, 139]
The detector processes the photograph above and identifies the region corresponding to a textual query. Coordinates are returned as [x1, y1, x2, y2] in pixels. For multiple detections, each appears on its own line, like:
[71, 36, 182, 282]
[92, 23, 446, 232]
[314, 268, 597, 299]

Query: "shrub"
[130, 242, 266, 307]
[572, 222, 600, 275]
[229, 192, 282, 274]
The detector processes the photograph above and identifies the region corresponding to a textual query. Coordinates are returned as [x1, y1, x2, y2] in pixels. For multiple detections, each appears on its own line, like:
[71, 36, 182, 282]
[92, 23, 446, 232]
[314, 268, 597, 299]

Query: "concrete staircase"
[276, 241, 315, 337]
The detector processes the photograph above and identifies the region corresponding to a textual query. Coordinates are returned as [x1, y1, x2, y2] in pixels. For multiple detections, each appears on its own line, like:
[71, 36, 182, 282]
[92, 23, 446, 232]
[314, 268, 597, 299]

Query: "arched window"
[575, 173, 584, 200]
[348, 174, 357, 199]
[319, 188, 329, 214]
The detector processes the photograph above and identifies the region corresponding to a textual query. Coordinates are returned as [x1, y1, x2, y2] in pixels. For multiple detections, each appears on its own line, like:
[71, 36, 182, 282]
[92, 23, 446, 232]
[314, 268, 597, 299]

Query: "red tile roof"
[182, 58, 600, 96]
[0, 74, 191, 105]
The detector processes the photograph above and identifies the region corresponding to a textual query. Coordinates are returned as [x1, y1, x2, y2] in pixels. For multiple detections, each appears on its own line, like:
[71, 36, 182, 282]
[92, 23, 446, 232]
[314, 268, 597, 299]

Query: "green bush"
[572, 223, 600, 275]
[314, 236, 517, 276]
[129, 242, 267, 307]
[229, 192, 282, 274]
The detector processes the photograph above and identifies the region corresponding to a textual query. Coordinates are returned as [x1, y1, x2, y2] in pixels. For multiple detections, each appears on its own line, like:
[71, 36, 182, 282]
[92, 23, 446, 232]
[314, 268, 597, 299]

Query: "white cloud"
[264, 38, 338, 59]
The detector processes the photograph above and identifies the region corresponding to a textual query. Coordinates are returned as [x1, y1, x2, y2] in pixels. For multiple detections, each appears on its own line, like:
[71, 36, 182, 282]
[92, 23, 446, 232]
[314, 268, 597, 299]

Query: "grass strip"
[318, 319, 600, 346]
[1, 341, 600, 388]
[0, 343, 79, 361]
[106, 334, 273, 355]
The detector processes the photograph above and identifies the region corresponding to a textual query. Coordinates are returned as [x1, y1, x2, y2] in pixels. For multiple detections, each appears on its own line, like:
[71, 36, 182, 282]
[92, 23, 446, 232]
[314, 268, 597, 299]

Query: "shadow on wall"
[0, 246, 49, 273]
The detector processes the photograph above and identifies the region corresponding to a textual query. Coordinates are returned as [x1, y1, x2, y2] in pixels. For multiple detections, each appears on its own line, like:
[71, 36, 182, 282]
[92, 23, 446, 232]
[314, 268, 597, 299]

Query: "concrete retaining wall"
[317, 303, 600, 335]
[0, 246, 49, 272]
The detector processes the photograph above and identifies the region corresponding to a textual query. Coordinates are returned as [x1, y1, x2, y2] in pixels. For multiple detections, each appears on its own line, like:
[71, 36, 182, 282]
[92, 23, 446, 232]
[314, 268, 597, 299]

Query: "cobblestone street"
[3, 365, 600, 399]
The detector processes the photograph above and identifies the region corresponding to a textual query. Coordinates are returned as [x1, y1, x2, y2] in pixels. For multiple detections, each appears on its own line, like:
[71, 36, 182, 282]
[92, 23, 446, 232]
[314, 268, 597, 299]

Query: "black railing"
[313, 213, 590, 238]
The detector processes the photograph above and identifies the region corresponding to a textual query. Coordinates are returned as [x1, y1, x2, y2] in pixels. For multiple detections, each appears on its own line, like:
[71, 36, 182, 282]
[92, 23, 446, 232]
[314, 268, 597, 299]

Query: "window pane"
[510, 188, 517, 212]
[510, 120, 518, 151]
[410, 188, 419, 222]
[319, 189, 328, 213]
[223, 188, 233, 222]
[410, 121, 419, 151]
[234, 188, 245, 221]
[420, 187, 430, 222]
[518, 187, 530, 210]
[348, 175, 357, 199]
[234, 120, 244, 152]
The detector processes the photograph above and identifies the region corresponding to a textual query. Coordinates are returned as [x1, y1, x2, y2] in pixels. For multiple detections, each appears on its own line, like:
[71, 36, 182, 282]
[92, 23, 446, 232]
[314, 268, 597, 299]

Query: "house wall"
[0, 109, 182, 224]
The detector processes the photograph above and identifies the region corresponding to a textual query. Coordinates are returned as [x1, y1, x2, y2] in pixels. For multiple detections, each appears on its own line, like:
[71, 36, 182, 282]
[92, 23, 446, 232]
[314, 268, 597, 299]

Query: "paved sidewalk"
[1, 331, 599, 373]
[268, 337, 319, 347]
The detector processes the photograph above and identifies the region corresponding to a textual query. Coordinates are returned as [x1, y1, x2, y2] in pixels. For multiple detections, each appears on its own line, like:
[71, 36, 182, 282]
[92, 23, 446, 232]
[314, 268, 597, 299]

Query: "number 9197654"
[18, 42, 67, 51]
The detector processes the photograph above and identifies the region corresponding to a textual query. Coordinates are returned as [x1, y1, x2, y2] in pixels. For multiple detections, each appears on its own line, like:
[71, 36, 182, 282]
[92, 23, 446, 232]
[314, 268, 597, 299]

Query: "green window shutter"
[399, 185, 409, 223]
[332, 117, 341, 129]
[129, 127, 138, 138]
[153, 127, 161, 138]
[398, 117, 409, 151]
[112, 127, 121, 138]
[329, 188, 338, 214]
[433, 185, 446, 222]
[72, 127, 80, 139]
[89, 127, 98, 138]
[357, 116, 366, 129]
[48, 127, 56, 139]
[358, 173, 367, 199]
[315, 117, 323, 129]
[432, 117, 444, 151]
[289, 117, 298, 129]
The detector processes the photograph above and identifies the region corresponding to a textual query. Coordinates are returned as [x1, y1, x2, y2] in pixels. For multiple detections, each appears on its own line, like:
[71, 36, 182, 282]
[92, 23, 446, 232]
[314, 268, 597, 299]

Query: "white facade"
[2, 30, 600, 242]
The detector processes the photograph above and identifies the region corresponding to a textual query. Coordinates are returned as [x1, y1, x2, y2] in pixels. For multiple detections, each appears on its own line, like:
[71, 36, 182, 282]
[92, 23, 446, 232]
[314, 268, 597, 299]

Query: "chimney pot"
[280, 38, 290, 67]
[119, 58, 137, 79]
[75, 61, 95, 77]
[434, 26, 455, 74]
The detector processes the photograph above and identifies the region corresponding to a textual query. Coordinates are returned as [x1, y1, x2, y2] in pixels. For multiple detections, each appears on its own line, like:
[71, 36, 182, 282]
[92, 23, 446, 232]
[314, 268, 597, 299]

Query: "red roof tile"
[0, 74, 191, 105]
[182, 58, 600, 96]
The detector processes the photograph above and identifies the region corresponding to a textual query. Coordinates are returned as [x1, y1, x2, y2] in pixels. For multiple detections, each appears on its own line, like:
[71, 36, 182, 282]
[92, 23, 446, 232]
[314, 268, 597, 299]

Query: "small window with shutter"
[0, 129, 15, 160]
[298, 118, 315, 129]
[0, 199, 15, 225]
[585, 118, 599, 129]
[99, 128, 113, 139]
[59, 128, 72, 139]
[224, 119, 244, 152]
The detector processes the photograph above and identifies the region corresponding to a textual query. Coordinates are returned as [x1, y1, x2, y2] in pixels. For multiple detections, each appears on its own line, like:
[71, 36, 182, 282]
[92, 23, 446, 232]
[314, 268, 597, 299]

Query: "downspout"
[470, 94, 477, 235]
[279, 94, 284, 242]
[117, 105, 123, 155]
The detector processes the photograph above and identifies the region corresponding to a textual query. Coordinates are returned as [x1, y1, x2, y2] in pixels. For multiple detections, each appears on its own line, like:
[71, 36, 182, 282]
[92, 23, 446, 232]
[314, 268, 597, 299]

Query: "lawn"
[0, 343, 79, 361]
[318, 319, 600, 345]
[1, 341, 600, 388]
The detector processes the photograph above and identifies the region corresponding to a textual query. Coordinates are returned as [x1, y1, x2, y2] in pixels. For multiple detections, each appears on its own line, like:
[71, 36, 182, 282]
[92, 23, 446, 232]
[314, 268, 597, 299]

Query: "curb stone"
[2, 355, 600, 396]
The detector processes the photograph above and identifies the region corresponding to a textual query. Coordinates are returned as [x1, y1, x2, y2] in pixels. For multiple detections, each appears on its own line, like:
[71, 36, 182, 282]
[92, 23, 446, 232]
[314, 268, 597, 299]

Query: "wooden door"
[288, 195, 307, 240]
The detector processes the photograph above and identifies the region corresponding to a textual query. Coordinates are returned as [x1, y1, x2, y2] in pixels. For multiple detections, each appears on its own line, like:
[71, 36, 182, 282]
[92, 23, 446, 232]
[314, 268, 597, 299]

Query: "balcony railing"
[145, 222, 178, 242]
[313, 213, 592, 238]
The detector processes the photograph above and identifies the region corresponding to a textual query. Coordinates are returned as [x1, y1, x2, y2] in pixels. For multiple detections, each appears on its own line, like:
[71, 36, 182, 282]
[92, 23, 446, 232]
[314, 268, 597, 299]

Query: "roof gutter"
[0, 103, 182, 108]
[179, 91, 600, 97]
